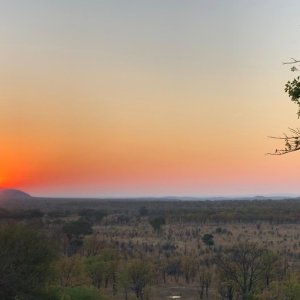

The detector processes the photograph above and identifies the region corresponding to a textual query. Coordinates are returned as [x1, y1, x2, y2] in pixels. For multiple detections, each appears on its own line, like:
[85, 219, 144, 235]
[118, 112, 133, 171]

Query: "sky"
[1, 0, 300, 197]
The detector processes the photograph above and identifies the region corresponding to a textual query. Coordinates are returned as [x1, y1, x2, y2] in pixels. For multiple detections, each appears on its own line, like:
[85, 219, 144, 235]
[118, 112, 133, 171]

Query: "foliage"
[149, 216, 165, 233]
[197, 266, 212, 299]
[48, 210, 71, 218]
[202, 233, 214, 247]
[0, 224, 56, 299]
[128, 260, 152, 299]
[63, 218, 93, 236]
[55, 255, 89, 287]
[284, 277, 300, 300]
[85, 256, 106, 288]
[60, 286, 104, 300]
[84, 234, 104, 256]
[181, 255, 197, 283]
[260, 251, 281, 287]
[118, 265, 131, 300]
[257, 277, 300, 300]
[215, 242, 277, 300]
[44, 286, 106, 300]
[285, 75, 300, 117]
[85, 248, 119, 294]
[0, 209, 44, 220]
[3, 199, 300, 299]
[138, 206, 148, 216]
[163, 258, 182, 282]
[78, 209, 107, 222]
[269, 58, 300, 154]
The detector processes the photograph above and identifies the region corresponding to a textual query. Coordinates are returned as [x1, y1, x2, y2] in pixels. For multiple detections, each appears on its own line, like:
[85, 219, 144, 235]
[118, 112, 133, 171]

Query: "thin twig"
[266, 147, 300, 155]
[268, 128, 300, 155]
[283, 58, 300, 65]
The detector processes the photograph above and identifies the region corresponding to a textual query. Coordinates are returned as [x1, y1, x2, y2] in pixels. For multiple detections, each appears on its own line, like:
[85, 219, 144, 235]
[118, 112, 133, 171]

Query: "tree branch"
[267, 128, 300, 155]
[283, 58, 300, 65]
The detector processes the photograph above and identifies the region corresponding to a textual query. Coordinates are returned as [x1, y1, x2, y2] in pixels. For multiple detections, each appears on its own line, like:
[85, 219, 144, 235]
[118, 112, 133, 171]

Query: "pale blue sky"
[1, 0, 299, 71]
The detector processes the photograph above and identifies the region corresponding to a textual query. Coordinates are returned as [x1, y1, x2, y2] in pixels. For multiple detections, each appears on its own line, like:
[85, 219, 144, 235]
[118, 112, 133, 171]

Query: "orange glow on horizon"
[1, 1, 300, 196]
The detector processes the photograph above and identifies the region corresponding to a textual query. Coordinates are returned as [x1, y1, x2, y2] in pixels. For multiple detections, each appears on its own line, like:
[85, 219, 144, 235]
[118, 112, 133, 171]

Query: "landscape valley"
[2, 189, 300, 299]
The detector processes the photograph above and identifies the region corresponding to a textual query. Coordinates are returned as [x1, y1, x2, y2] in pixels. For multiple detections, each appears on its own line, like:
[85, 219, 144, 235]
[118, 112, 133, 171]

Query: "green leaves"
[202, 233, 214, 247]
[149, 216, 166, 233]
[285, 76, 300, 118]
[63, 219, 93, 236]
[0, 224, 56, 299]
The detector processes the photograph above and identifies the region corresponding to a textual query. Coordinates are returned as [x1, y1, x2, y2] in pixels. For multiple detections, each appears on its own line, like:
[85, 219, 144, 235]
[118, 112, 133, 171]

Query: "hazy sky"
[1, 0, 300, 197]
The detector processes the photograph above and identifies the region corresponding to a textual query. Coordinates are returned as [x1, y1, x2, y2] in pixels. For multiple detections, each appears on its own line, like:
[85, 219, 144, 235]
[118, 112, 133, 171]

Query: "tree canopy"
[0, 224, 56, 299]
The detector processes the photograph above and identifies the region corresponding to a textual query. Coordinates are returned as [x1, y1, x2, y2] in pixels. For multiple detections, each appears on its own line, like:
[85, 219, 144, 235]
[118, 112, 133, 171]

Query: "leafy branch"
[268, 58, 300, 155]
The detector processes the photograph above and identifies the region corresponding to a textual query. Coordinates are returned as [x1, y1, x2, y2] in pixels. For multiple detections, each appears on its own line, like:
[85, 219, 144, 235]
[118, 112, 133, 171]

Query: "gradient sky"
[1, 0, 300, 197]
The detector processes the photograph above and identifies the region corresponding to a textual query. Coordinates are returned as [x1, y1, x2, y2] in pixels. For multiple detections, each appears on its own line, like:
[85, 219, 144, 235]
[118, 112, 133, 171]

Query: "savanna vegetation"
[2, 198, 300, 299]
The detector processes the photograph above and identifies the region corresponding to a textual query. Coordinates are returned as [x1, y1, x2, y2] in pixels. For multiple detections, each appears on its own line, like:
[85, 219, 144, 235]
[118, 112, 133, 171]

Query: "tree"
[78, 209, 107, 223]
[181, 255, 197, 284]
[118, 264, 131, 300]
[85, 256, 106, 289]
[269, 58, 300, 155]
[257, 276, 300, 300]
[100, 248, 119, 292]
[138, 206, 148, 217]
[164, 258, 182, 283]
[260, 251, 281, 287]
[215, 242, 276, 300]
[197, 265, 212, 299]
[63, 218, 93, 237]
[149, 216, 165, 234]
[84, 234, 103, 257]
[0, 224, 56, 299]
[201, 233, 214, 248]
[55, 255, 88, 287]
[128, 260, 152, 300]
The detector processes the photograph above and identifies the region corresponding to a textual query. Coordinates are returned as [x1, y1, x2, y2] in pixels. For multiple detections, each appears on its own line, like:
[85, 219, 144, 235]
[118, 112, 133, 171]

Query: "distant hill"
[0, 189, 32, 209]
[0, 189, 31, 200]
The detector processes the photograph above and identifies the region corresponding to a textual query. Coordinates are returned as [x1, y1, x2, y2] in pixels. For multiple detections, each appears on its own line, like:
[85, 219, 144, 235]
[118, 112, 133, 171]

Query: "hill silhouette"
[0, 189, 31, 199]
[0, 189, 32, 209]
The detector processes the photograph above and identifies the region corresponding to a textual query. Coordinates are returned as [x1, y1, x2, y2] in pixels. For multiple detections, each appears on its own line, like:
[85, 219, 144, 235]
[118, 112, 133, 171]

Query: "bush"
[44, 286, 105, 300]
[63, 219, 93, 236]
[0, 224, 56, 299]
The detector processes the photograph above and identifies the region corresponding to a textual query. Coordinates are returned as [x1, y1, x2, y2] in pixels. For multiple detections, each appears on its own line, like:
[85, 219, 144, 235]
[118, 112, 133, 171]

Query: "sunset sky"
[1, 0, 300, 197]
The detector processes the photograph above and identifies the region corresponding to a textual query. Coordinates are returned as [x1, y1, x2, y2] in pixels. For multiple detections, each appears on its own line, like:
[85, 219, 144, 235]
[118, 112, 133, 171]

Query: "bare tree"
[197, 266, 212, 299]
